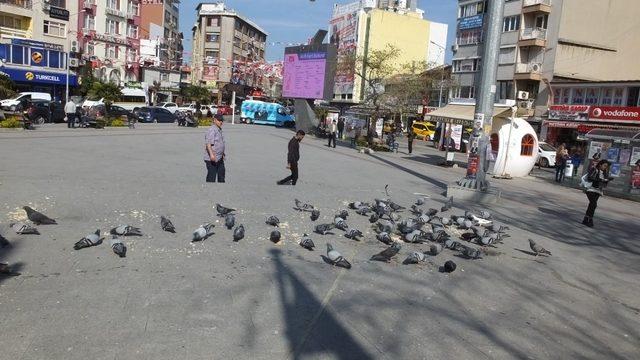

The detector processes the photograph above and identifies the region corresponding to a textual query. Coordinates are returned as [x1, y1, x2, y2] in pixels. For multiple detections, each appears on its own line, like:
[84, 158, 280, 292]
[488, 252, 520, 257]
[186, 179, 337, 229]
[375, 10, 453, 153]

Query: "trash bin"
[564, 160, 574, 177]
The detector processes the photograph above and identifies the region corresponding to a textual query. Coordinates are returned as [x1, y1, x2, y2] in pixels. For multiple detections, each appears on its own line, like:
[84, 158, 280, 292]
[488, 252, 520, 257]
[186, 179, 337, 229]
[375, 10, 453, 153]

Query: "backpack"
[580, 172, 594, 189]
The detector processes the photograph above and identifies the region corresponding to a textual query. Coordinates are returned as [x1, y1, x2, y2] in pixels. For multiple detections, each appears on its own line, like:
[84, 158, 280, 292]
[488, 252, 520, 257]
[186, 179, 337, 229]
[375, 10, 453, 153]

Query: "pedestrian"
[582, 159, 612, 227]
[277, 130, 305, 185]
[204, 114, 226, 183]
[337, 117, 345, 139]
[328, 120, 337, 148]
[570, 148, 583, 176]
[65, 99, 77, 128]
[555, 144, 569, 182]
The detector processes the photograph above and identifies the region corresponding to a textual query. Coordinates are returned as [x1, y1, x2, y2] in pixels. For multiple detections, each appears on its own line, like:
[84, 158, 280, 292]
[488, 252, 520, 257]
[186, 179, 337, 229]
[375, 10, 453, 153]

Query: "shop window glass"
[572, 88, 585, 104]
[49, 50, 60, 68]
[553, 87, 562, 104]
[585, 88, 599, 105]
[490, 133, 500, 152]
[11, 45, 24, 64]
[612, 88, 624, 106]
[560, 88, 570, 104]
[521, 134, 535, 156]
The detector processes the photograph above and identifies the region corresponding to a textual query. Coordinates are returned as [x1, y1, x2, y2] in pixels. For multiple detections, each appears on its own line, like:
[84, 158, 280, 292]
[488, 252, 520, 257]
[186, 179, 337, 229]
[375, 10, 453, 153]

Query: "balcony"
[127, 13, 141, 26]
[0, 0, 31, 9]
[519, 27, 547, 47]
[105, 7, 126, 18]
[514, 62, 543, 81]
[0, 26, 30, 39]
[523, 0, 551, 14]
[82, 0, 96, 13]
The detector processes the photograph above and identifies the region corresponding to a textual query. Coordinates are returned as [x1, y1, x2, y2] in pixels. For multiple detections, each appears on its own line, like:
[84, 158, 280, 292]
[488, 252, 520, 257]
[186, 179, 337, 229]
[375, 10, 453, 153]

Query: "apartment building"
[451, 0, 640, 127]
[140, 0, 183, 71]
[74, 0, 142, 84]
[0, 0, 77, 99]
[191, 2, 267, 97]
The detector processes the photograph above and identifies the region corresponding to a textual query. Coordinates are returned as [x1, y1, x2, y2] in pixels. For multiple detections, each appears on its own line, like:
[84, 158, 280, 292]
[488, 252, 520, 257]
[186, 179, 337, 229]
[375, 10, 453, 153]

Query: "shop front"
[1, 67, 78, 102]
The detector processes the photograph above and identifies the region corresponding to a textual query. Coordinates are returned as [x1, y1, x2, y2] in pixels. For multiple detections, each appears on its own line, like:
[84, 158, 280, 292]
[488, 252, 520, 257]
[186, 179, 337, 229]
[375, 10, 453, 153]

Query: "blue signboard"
[459, 14, 484, 30]
[11, 39, 64, 51]
[2, 67, 77, 86]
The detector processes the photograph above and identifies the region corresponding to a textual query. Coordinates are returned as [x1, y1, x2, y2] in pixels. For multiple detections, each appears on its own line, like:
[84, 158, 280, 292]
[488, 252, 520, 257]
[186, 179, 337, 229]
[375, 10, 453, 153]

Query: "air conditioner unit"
[518, 100, 533, 109]
[530, 63, 542, 72]
[69, 58, 80, 67]
[70, 40, 79, 53]
[517, 91, 530, 100]
[451, 43, 459, 52]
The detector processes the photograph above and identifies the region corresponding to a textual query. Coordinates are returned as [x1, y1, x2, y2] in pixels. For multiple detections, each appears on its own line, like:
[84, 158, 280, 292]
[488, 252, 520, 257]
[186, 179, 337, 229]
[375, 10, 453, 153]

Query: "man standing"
[204, 114, 226, 183]
[277, 130, 305, 185]
[328, 120, 337, 148]
[337, 117, 345, 140]
[65, 99, 77, 128]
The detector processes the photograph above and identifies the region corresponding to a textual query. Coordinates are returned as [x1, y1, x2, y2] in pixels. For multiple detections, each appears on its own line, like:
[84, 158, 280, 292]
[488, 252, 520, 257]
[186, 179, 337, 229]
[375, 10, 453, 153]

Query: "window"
[572, 88, 585, 104]
[86, 42, 95, 56]
[490, 133, 499, 152]
[535, 14, 548, 29]
[458, 1, 486, 18]
[453, 58, 480, 72]
[560, 88, 571, 104]
[106, 44, 117, 59]
[585, 88, 600, 105]
[128, 1, 139, 16]
[0, 15, 25, 30]
[205, 50, 219, 58]
[206, 16, 220, 27]
[44, 20, 66, 37]
[49, 51, 61, 68]
[498, 47, 516, 64]
[127, 24, 138, 38]
[11, 45, 24, 64]
[452, 86, 475, 99]
[521, 134, 535, 156]
[107, 0, 118, 10]
[49, 0, 66, 7]
[106, 19, 119, 34]
[126, 48, 137, 62]
[497, 81, 514, 100]
[205, 33, 219, 42]
[160, 73, 169, 82]
[84, 15, 95, 31]
[457, 29, 482, 45]
[503, 16, 520, 32]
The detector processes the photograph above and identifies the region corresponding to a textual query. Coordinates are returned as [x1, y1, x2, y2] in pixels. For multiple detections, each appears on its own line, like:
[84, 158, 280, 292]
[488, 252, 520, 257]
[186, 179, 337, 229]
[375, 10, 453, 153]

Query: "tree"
[182, 85, 212, 104]
[75, 61, 97, 97]
[88, 81, 122, 108]
[0, 74, 17, 99]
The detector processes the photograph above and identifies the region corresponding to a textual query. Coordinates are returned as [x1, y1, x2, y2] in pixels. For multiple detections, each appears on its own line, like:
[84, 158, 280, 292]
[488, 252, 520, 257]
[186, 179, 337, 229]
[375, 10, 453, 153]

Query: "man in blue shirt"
[204, 115, 226, 183]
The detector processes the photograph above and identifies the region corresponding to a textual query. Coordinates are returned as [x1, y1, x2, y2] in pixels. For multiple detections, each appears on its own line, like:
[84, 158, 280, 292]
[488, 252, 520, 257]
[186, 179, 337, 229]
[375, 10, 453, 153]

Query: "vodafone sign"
[589, 106, 640, 124]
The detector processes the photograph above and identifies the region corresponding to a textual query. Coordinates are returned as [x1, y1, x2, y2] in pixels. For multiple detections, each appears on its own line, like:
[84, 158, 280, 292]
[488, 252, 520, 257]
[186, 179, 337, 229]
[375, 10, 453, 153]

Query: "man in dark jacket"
[277, 130, 305, 185]
[337, 117, 345, 139]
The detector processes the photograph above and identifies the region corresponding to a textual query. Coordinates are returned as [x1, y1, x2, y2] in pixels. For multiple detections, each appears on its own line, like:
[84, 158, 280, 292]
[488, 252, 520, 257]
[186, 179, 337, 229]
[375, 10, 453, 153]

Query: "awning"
[585, 128, 640, 142]
[426, 104, 512, 126]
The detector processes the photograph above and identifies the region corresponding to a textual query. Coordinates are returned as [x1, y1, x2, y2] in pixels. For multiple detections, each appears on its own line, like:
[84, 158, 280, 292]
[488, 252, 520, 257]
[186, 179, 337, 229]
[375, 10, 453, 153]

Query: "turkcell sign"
[3, 67, 77, 85]
[459, 14, 483, 30]
[11, 39, 64, 51]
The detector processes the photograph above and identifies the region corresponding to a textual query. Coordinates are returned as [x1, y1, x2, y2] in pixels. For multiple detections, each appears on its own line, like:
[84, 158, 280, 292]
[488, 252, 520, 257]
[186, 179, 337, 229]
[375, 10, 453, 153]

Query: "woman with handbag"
[582, 159, 612, 227]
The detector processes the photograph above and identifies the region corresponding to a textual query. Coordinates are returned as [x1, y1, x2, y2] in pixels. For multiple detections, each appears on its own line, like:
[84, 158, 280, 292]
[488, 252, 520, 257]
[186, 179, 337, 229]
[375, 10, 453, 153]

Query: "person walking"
[204, 114, 226, 183]
[328, 120, 337, 148]
[277, 130, 305, 185]
[65, 99, 77, 128]
[555, 144, 569, 182]
[407, 131, 414, 154]
[337, 117, 345, 140]
[582, 159, 612, 227]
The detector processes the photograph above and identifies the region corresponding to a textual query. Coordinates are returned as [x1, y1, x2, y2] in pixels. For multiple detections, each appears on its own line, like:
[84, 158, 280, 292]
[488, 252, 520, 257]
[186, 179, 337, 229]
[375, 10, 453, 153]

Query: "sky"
[178, 0, 457, 63]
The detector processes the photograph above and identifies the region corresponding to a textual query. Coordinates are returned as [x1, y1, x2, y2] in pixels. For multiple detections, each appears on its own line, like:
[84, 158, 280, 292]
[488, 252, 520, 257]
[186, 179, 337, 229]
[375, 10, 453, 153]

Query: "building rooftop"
[196, 2, 268, 36]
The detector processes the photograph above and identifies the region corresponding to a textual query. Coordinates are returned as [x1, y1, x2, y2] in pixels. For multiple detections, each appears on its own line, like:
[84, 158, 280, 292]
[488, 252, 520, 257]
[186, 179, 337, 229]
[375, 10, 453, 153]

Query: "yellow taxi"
[411, 121, 436, 140]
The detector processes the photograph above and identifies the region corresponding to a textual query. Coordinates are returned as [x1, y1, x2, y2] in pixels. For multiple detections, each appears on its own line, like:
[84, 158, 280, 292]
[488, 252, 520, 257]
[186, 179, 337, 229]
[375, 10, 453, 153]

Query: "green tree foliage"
[0, 74, 17, 99]
[182, 85, 212, 103]
[88, 81, 122, 106]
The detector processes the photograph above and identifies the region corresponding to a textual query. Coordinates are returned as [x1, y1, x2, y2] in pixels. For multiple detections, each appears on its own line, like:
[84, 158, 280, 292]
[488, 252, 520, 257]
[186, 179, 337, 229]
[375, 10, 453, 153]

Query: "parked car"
[22, 100, 54, 125]
[156, 102, 179, 113]
[537, 141, 557, 167]
[1, 92, 52, 111]
[90, 104, 140, 121]
[411, 121, 436, 140]
[218, 105, 233, 115]
[134, 107, 178, 123]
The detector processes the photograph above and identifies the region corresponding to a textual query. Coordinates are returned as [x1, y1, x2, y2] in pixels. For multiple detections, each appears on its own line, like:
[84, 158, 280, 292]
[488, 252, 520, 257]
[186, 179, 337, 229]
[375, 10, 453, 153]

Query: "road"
[0, 123, 638, 359]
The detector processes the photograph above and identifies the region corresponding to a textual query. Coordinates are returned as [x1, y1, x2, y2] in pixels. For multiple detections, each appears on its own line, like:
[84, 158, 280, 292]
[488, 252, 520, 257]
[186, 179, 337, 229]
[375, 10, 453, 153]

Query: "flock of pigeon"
[0, 197, 553, 277]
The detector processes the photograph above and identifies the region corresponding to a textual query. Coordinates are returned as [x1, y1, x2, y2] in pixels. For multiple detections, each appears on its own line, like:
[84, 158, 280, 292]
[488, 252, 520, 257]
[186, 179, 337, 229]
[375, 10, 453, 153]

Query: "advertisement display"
[606, 147, 620, 162]
[548, 105, 590, 121]
[330, 2, 360, 95]
[1, 67, 77, 85]
[589, 106, 640, 124]
[459, 14, 484, 30]
[610, 163, 621, 177]
[451, 124, 463, 150]
[632, 169, 640, 190]
[282, 52, 327, 99]
[631, 147, 640, 165]
[588, 141, 609, 159]
[619, 149, 631, 165]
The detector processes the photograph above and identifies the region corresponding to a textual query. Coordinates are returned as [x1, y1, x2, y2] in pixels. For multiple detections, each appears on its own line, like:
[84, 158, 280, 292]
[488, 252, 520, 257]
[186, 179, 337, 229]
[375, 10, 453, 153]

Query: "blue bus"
[240, 100, 295, 127]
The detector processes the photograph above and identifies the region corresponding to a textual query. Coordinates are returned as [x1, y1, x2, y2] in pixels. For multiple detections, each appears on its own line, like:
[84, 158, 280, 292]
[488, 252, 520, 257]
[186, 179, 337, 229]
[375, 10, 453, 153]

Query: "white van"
[0, 92, 52, 111]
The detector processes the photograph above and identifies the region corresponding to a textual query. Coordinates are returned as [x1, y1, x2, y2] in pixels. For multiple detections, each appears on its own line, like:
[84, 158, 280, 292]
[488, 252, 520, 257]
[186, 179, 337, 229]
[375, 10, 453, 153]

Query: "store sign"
[2, 67, 77, 85]
[11, 39, 63, 51]
[93, 33, 127, 45]
[49, 6, 70, 21]
[589, 106, 640, 124]
[548, 105, 590, 121]
[546, 121, 580, 128]
[459, 14, 483, 30]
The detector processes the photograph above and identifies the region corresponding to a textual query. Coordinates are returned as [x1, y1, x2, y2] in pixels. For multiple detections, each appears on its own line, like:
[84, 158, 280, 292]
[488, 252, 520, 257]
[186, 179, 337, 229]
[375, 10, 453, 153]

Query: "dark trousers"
[279, 162, 298, 185]
[555, 164, 565, 182]
[408, 139, 413, 154]
[585, 191, 600, 218]
[328, 133, 336, 148]
[338, 129, 343, 139]
[67, 113, 75, 128]
[205, 159, 225, 183]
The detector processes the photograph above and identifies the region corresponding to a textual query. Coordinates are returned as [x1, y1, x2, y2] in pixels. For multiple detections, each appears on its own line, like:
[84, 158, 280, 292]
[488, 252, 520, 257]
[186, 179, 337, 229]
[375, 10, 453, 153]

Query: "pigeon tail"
[334, 257, 352, 269]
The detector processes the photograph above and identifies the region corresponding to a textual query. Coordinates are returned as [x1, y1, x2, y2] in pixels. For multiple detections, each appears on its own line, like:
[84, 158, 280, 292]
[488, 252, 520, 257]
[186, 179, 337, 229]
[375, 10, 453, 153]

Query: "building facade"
[330, 0, 448, 104]
[0, 0, 77, 99]
[140, 0, 182, 71]
[191, 2, 267, 99]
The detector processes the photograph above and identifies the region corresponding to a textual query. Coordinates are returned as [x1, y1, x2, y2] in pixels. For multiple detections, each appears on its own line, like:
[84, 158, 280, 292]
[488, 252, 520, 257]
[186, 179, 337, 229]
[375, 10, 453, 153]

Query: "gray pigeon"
[415, 197, 425, 206]
[348, 201, 362, 210]
[369, 213, 379, 223]
[344, 229, 363, 241]
[299, 233, 315, 251]
[404, 230, 427, 244]
[23, 206, 57, 225]
[529, 239, 551, 256]
[441, 216, 452, 226]
[326, 243, 351, 269]
[355, 206, 371, 216]
[160, 216, 175, 233]
[478, 210, 492, 220]
[373, 221, 394, 234]
[388, 201, 405, 212]
[233, 225, 245, 242]
[10, 222, 40, 235]
[0, 263, 20, 276]
[376, 232, 392, 245]
[460, 245, 483, 259]
[314, 223, 334, 235]
[403, 251, 426, 264]
[430, 243, 443, 255]
[334, 217, 348, 231]
[425, 208, 439, 217]
[216, 203, 235, 217]
[74, 229, 102, 250]
[310, 209, 320, 222]
[192, 223, 215, 242]
[371, 243, 402, 262]
[265, 215, 280, 227]
[337, 209, 349, 219]
[225, 214, 235, 230]
[294, 199, 315, 212]
[441, 197, 453, 212]
[270, 230, 281, 244]
[410, 205, 424, 216]
[110, 236, 126, 258]
[110, 225, 143, 236]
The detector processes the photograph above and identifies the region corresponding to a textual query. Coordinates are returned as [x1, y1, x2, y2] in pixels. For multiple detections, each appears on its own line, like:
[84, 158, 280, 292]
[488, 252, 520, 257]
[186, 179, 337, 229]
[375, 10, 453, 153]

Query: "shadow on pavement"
[0, 230, 23, 283]
[368, 153, 448, 190]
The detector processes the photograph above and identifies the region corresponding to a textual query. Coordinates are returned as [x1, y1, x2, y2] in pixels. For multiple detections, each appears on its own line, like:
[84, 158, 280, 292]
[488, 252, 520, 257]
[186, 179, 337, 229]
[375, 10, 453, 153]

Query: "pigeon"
[160, 216, 175, 233]
[344, 229, 363, 241]
[403, 251, 426, 264]
[460, 246, 482, 259]
[389, 212, 401, 222]
[441, 197, 453, 212]
[110, 225, 143, 236]
[370, 243, 402, 262]
[10, 222, 40, 235]
[348, 201, 362, 210]
[192, 223, 215, 242]
[487, 224, 510, 233]
[0, 263, 20, 276]
[314, 224, 334, 235]
[442, 260, 457, 273]
[529, 239, 552, 256]
[404, 230, 427, 243]
[410, 205, 424, 216]
[334, 217, 348, 231]
[376, 232, 393, 245]
[265, 215, 280, 227]
[355, 206, 371, 216]
[0, 232, 10, 248]
[368, 213, 379, 223]
[337, 209, 349, 219]
[398, 219, 419, 234]
[479, 235, 494, 246]
[415, 197, 425, 206]
[478, 210, 492, 220]
[310, 209, 320, 222]
[326, 243, 351, 269]
[430, 243, 443, 255]
[441, 216, 452, 226]
[74, 229, 102, 250]
[417, 214, 431, 225]
[388, 201, 405, 212]
[299, 233, 315, 251]
[373, 221, 394, 234]
[216, 203, 235, 217]
[425, 208, 439, 217]
[294, 199, 315, 212]
[233, 225, 245, 242]
[110, 236, 127, 258]
[225, 214, 235, 230]
[23, 206, 57, 225]
[270, 230, 281, 244]
[445, 239, 464, 251]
